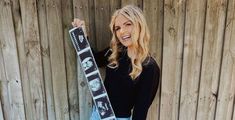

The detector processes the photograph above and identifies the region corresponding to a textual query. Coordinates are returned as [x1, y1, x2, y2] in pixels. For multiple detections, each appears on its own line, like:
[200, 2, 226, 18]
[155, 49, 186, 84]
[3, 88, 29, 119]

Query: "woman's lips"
[121, 35, 131, 41]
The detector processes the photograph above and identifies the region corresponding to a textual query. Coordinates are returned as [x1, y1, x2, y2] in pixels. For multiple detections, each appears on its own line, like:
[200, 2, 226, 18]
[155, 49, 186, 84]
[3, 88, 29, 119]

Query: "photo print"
[94, 96, 114, 119]
[69, 27, 89, 51]
[79, 49, 97, 74]
[87, 73, 105, 96]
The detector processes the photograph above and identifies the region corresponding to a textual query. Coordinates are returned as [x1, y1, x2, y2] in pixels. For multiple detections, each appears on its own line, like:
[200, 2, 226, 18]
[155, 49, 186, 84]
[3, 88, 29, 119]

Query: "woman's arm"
[72, 18, 111, 67]
[132, 59, 160, 120]
[92, 47, 111, 67]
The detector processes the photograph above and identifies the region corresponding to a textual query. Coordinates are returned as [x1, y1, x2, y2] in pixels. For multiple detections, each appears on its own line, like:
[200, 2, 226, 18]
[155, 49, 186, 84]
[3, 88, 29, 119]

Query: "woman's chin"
[120, 40, 132, 47]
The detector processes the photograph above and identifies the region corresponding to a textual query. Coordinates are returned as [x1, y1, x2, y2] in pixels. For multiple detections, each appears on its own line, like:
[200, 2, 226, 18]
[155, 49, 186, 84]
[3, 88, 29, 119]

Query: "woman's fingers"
[72, 18, 84, 27]
[72, 18, 88, 36]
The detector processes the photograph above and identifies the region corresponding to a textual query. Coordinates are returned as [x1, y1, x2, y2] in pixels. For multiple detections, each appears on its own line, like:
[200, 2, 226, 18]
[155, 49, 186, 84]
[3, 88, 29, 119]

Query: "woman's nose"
[120, 28, 125, 34]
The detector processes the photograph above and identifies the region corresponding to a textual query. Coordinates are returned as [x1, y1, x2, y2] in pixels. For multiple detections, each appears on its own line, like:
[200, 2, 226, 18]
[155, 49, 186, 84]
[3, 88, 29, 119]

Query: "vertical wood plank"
[94, 0, 111, 50]
[0, 9, 11, 120]
[18, 0, 47, 119]
[160, 0, 186, 120]
[110, 0, 121, 46]
[0, 0, 25, 119]
[73, 0, 93, 119]
[0, 25, 9, 120]
[88, 0, 96, 49]
[37, 0, 56, 119]
[77, 64, 92, 120]
[110, 0, 121, 14]
[121, 0, 142, 8]
[196, 0, 228, 120]
[143, 0, 163, 120]
[0, 99, 3, 120]
[73, 0, 96, 48]
[233, 106, 235, 120]
[11, 0, 31, 120]
[94, 0, 112, 80]
[45, 0, 70, 119]
[62, 0, 80, 120]
[179, 0, 206, 120]
[215, 0, 235, 119]
[73, 0, 90, 39]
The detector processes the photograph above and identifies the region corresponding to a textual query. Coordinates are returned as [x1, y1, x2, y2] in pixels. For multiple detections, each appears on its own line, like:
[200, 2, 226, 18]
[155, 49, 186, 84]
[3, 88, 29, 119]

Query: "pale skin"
[72, 15, 139, 58]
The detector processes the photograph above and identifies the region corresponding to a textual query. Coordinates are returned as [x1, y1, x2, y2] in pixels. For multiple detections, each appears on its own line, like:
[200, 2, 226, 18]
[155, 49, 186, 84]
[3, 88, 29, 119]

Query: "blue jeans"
[90, 107, 131, 120]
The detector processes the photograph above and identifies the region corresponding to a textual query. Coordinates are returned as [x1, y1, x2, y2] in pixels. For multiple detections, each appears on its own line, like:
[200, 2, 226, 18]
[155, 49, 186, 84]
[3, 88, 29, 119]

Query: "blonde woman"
[72, 5, 160, 120]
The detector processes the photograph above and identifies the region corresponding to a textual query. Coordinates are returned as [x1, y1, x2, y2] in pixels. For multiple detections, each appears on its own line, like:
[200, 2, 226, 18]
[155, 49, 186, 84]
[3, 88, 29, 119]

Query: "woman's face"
[114, 14, 135, 47]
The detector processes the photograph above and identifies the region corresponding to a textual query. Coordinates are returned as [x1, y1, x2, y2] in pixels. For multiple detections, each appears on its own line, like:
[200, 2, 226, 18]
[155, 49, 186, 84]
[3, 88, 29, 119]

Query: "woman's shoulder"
[143, 56, 160, 71]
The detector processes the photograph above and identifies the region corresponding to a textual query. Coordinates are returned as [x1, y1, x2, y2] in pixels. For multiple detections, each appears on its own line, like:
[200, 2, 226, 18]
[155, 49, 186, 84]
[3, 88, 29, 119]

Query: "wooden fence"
[0, 0, 235, 120]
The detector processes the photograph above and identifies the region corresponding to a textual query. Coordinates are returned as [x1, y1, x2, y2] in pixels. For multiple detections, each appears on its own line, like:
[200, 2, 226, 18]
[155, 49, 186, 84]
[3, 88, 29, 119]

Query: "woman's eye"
[114, 27, 120, 31]
[126, 22, 132, 26]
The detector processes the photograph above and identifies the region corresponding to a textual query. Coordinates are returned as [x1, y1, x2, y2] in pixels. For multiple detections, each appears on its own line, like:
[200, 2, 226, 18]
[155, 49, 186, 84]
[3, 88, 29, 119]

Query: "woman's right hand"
[71, 18, 88, 36]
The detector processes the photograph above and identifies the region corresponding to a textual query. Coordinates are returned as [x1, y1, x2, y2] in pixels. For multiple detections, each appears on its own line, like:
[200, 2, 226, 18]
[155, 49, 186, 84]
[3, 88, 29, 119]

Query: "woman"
[72, 5, 160, 120]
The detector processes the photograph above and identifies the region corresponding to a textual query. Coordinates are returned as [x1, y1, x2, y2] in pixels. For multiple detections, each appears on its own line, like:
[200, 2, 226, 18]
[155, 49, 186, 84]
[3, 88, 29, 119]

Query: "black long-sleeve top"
[93, 48, 160, 120]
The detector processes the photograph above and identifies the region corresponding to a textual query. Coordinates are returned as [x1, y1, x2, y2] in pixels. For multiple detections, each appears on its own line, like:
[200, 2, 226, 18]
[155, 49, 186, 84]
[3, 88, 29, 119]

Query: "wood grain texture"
[0, 14, 10, 120]
[62, 0, 80, 120]
[45, 0, 69, 119]
[160, 0, 186, 120]
[179, 0, 206, 120]
[18, 0, 47, 119]
[0, 0, 25, 119]
[0, 99, 3, 120]
[37, 0, 56, 119]
[0, 0, 235, 120]
[121, 0, 142, 8]
[0, 5, 10, 119]
[215, 0, 235, 119]
[196, 0, 228, 120]
[94, 0, 111, 50]
[73, 0, 93, 119]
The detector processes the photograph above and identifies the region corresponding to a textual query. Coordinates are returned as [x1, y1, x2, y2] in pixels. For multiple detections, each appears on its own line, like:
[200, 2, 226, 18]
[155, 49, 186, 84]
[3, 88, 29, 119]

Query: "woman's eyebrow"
[123, 20, 132, 24]
[114, 20, 132, 28]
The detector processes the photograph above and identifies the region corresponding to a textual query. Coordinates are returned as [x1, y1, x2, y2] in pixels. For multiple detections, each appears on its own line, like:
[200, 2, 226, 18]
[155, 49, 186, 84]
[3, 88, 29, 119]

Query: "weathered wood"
[11, 0, 31, 120]
[88, 0, 96, 49]
[73, 0, 93, 119]
[215, 0, 235, 119]
[0, 26, 9, 120]
[109, 0, 121, 43]
[143, 0, 163, 119]
[0, 99, 3, 120]
[73, 0, 97, 51]
[94, 0, 111, 50]
[63, 0, 79, 120]
[121, 0, 142, 9]
[77, 63, 92, 120]
[0, 6, 11, 120]
[160, 0, 185, 120]
[233, 107, 235, 120]
[37, 0, 56, 119]
[179, 0, 206, 120]
[45, 0, 70, 119]
[110, 0, 121, 14]
[0, 0, 235, 120]
[18, 0, 47, 119]
[0, 0, 25, 119]
[196, 0, 228, 120]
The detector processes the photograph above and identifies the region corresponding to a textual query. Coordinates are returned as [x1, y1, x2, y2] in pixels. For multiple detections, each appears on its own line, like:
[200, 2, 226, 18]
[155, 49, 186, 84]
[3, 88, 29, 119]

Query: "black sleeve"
[132, 61, 160, 120]
[86, 36, 111, 67]
[92, 47, 111, 67]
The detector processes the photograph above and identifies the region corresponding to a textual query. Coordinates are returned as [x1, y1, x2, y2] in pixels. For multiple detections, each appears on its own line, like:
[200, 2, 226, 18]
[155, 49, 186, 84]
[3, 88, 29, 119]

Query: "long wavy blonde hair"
[108, 5, 151, 80]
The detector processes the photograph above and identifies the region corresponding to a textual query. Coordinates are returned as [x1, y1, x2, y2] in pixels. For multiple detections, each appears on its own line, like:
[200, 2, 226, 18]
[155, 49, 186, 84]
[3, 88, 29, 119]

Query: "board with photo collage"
[69, 27, 116, 120]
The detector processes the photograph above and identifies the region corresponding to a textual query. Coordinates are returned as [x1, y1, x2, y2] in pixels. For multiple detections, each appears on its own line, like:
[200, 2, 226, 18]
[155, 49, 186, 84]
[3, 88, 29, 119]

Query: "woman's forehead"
[114, 14, 131, 26]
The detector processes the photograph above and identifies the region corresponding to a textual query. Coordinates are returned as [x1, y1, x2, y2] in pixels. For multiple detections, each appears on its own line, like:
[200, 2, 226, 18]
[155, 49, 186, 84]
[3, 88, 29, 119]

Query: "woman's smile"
[114, 14, 135, 47]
